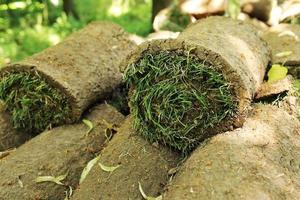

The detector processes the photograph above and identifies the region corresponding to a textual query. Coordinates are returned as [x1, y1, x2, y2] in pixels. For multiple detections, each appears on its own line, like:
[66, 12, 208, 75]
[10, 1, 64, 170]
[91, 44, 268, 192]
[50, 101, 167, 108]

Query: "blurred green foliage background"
[0, 0, 151, 66]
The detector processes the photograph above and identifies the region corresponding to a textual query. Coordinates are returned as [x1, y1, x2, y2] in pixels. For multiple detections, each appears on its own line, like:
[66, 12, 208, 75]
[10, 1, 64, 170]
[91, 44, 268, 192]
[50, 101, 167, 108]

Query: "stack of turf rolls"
[124, 16, 271, 153]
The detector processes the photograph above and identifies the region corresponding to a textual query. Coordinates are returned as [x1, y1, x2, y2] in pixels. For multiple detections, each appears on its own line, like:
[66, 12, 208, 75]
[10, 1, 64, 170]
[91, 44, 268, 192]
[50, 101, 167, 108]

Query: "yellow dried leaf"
[98, 162, 121, 172]
[82, 119, 93, 134]
[275, 51, 293, 57]
[138, 182, 162, 200]
[35, 173, 68, 185]
[278, 31, 299, 41]
[79, 155, 100, 184]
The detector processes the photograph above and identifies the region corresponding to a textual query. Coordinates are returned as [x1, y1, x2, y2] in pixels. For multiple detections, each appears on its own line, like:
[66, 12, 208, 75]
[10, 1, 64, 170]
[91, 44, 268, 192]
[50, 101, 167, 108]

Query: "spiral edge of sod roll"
[123, 16, 271, 153]
[0, 71, 72, 135]
[124, 48, 238, 152]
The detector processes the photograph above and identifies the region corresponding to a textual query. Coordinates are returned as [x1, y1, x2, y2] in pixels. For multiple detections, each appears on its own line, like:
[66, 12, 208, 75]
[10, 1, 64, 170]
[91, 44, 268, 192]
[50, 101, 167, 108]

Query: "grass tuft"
[124, 49, 237, 153]
[0, 72, 72, 135]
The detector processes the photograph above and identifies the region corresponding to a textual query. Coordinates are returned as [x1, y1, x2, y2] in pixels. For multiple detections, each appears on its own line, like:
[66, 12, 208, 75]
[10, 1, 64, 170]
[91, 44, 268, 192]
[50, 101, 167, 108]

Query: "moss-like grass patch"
[125, 50, 237, 153]
[0, 72, 72, 135]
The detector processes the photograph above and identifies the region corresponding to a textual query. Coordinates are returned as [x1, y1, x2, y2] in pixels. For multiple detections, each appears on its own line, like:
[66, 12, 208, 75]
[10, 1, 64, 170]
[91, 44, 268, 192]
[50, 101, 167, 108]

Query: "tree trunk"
[152, 0, 173, 23]
[63, 0, 79, 19]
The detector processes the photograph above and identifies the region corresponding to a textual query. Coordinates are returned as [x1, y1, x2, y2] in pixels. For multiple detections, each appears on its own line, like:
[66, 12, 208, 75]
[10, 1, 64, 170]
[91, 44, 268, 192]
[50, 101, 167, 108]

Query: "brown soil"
[71, 117, 180, 200]
[0, 104, 125, 200]
[163, 104, 300, 200]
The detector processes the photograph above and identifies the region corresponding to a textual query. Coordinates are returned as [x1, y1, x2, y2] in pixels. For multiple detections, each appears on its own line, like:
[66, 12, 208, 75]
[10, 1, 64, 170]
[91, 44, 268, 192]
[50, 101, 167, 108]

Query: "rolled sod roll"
[262, 24, 300, 78]
[0, 101, 30, 151]
[124, 16, 270, 152]
[0, 22, 136, 135]
[163, 104, 300, 200]
[71, 117, 180, 200]
[0, 104, 125, 200]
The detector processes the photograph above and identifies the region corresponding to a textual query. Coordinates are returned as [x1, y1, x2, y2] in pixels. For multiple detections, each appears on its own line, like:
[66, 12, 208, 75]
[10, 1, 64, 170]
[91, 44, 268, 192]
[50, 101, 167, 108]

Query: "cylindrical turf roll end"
[124, 16, 271, 153]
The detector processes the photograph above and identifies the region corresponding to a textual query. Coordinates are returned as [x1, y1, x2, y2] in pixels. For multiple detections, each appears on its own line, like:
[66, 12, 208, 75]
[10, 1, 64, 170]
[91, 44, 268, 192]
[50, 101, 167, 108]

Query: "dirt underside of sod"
[125, 49, 237, 152]
[0, 72, 71, 135]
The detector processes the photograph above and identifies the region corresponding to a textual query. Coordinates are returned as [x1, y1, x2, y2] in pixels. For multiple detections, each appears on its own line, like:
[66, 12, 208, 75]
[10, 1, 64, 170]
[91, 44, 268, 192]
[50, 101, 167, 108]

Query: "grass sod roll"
[0, 22, 136, 135]
[0, 72, 71, 134]
[124, 16, 271, 152]
[163, 105, 300, 199]
[0, 104, 125, 200]
[71, 117, 180, 200]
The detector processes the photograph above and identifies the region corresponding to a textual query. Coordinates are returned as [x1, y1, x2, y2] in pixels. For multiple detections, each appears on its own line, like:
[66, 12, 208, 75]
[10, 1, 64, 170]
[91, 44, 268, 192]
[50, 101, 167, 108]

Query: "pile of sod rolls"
[124, 16, 271, 152]
[0, 22, 136, 136]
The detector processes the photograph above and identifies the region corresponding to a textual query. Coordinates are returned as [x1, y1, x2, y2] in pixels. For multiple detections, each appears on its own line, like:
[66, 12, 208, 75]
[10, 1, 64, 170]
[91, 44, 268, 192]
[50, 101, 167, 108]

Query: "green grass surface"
[0, 72, 72, 135]
[125, 50, 237, 153]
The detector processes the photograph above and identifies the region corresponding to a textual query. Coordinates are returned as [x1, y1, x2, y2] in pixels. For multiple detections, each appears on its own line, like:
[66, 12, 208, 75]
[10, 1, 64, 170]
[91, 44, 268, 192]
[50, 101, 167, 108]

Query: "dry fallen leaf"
[98, 162, 121, 172]
[79, 155, 100, 184]
[35, 172, 68, 185]
[275, 51, 293, 57]
[138, 182, 162, 200]
[278, 31, 299, 41]
[82, 119, 94, 135]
